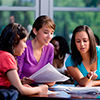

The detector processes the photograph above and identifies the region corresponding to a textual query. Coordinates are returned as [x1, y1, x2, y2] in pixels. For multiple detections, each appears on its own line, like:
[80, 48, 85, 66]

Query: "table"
[18, 84, 100, 100]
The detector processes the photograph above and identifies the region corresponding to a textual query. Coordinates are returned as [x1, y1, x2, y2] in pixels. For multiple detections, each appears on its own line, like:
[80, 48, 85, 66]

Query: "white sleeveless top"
[55, 53, 70, 74]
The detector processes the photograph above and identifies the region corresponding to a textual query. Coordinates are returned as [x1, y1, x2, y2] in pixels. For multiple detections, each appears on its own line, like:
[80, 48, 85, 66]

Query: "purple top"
[17, 40, 54, 79]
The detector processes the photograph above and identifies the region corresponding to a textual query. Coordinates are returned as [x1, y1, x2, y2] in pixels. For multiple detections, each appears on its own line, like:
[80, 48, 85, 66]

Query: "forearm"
[19, 85, 43, 95]
[7, 70, 48, 95]
[77, 76, 89, 86]
[92, 80, 100, 86]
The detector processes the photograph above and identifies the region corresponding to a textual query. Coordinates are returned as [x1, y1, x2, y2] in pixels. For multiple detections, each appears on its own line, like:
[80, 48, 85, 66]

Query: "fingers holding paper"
[45, 82, 56, 87]
[21, 77, 35, 84]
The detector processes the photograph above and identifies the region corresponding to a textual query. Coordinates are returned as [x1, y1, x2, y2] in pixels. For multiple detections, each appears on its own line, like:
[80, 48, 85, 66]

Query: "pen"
[88, 70, 97, 82]
[88, 74, 93, 82]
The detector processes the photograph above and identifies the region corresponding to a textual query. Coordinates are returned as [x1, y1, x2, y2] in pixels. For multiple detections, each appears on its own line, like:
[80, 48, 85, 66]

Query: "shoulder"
[24, 40, 32, 50]
[0, 51, 17, 69]
[64, 53, 70, 62]
[26, 40, 31, 45]
[66, 55, 72, 62]
[65, 53, 70, 59]
[0, 51, 14, 59]
[0, 51, 16, 64]
[65, 55, 74, 67]
[96, 46, 100, 52]
[96, 46, 100, 56]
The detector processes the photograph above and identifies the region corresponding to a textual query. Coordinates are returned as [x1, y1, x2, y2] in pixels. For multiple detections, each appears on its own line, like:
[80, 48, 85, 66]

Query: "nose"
[80, 41, 84, 46]
[47, 33, 52, 39]
[25, 43, 27, 48]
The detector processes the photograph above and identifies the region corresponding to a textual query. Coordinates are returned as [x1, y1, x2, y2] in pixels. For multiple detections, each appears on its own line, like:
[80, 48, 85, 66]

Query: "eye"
[44, 31, 48, 34]
[83, 39, 88, 42]
[51, 32, 53, 35]
[76, 40, 80, 43]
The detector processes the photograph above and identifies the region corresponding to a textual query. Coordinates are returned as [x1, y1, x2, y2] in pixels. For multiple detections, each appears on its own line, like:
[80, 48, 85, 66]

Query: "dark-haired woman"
[50, 36, 74, 83]
[0, 23, 48, 95]
[50, 36, 70, 74]
[17, 15, 56, 87]
[65, 25, 100, 87]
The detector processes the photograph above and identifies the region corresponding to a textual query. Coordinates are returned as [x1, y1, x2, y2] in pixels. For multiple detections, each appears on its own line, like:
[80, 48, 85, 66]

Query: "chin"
[44, 43, 49, 46]
[18, 53, 22, 56]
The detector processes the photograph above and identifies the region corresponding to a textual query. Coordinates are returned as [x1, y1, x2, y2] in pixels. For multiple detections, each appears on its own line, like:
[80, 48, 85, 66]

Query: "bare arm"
[6, 70, 48, 95]
[67, 66, 98, 86]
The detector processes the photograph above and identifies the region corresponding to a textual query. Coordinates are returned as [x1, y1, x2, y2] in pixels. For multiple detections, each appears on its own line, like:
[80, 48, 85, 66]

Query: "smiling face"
[14, 37, 27, 56]
[75, 31, 90, 55]
[34, 25, 54, 46]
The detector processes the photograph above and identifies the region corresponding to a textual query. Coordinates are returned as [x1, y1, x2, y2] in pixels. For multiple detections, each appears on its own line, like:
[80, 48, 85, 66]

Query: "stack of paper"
[64, 87, 100, 94]
[50, 85, 100, 94]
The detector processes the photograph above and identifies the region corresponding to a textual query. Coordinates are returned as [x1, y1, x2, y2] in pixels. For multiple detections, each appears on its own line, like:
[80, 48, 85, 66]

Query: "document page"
[64, 86, 100, 94]
[29, 63, 69, 83]
[50, 84, 100, 94]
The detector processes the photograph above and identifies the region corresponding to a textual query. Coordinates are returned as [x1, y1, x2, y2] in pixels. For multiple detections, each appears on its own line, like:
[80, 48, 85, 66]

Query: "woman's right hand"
[39, 85, 48, 94]
[87, 71, 98, 80]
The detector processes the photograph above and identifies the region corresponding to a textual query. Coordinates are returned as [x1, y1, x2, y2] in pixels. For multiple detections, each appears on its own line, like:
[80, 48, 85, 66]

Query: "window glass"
[54, 11, 100, 47]
[0, 11, 35, 34]
[0, 0, 35, 7]
[54, 0, 100, 7]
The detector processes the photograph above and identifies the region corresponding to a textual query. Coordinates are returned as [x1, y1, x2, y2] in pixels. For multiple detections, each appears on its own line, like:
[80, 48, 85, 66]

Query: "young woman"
[17, 15, 56, 86]
[0, 23, 48, 95]
[50, 36, 74, 84]
[65, 25, 99, 87]
[50, 36, 70, 74]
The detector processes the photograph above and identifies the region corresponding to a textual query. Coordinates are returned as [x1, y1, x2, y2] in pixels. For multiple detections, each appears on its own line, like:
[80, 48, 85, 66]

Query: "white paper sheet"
[29, 63, 69, 83]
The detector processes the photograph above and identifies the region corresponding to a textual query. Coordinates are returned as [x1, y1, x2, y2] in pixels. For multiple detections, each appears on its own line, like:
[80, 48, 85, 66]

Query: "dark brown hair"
[71, 25, 96, 66]
[0, 23, 28, 56]
[29, 15, 56, 39]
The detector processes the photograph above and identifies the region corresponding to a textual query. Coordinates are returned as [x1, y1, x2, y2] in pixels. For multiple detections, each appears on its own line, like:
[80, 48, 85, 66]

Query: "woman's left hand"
[21, 77, 35, 85]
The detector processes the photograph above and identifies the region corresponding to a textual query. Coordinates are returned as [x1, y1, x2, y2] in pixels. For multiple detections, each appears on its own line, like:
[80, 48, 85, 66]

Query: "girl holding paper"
[65, 25, 100, 87]
[0, 23, 48, 95]
[17, 15, 56, 87]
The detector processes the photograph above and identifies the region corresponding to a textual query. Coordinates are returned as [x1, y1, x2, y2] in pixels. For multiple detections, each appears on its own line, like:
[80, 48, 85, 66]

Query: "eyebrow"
[44, 30, 54, 33]
[75, 38, 88, 40]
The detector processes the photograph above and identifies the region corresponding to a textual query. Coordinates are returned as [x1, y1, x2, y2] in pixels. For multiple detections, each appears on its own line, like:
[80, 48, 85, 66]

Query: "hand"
[39, 85, 48, 94]
[87, 71, 98, 80]
[64, 70, 71, 76]
[45, 82, 56, 87]
[23, 84, 32, 88]
[21, 77, 35, 85]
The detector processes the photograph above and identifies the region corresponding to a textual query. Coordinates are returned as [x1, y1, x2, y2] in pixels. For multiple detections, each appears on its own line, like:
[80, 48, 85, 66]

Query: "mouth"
[80, 48, 85, 51]
[45, 40, 49, 44]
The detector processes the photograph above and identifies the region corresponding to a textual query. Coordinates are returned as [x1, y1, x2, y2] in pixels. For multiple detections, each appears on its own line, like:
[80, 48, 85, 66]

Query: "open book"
[50, 85, 100, 94]
[29, 63, 69, 83]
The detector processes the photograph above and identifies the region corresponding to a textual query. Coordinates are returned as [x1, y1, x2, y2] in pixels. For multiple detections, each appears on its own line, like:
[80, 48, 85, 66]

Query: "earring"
[34, 36, 37, 42]
[58, 54, 64, 60]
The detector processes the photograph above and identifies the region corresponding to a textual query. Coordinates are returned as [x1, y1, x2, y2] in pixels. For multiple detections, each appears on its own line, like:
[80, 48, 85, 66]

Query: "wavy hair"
[0, 23, 28, 56]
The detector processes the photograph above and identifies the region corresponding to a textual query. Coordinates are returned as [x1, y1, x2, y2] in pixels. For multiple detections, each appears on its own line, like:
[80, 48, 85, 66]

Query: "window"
[0, 0, 100, 47]
[0, 0, 39, 34]
[53, 0, 100, 47]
